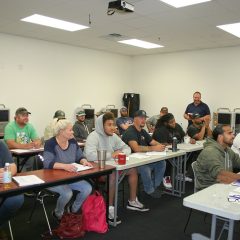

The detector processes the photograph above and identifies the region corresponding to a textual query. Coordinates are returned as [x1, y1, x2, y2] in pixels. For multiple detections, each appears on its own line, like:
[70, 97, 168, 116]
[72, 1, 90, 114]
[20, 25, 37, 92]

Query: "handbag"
[82, 191, 108, 233]
[54, 213, 85, 239]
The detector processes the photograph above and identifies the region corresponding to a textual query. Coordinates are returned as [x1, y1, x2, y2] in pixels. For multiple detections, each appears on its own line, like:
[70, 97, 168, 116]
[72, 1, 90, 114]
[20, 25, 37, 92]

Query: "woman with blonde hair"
[43, 119, 92, 221]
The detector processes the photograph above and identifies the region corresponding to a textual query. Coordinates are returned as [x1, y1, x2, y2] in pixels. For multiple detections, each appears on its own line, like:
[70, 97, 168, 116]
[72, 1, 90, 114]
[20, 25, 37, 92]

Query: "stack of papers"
[228, 192, 240, 203]
[71, 163, 93, 172]
[13, 175, 45, 186]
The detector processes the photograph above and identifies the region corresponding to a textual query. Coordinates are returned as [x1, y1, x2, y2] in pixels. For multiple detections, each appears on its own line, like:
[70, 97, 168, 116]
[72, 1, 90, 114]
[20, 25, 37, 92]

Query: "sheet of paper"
[71, 163, 93, 172]
[13, 175, 45, 186]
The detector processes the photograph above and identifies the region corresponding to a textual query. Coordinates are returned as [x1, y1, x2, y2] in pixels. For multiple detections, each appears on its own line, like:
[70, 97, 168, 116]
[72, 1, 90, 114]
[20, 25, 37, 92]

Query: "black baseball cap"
[134, 110, 148, 118]
[192, 113, 201, 119]
[15, 107, 31, 115]
[53, 110, 65, 119]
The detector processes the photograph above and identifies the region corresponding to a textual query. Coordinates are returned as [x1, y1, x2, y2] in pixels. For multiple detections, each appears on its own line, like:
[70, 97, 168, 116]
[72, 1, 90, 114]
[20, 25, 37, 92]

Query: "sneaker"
[185, 176, 193, 182]
[163, 176, 172, 189]
[148, 189, 162, 199]
[108, 206, 121, 226]
[127, 197, 149, 212]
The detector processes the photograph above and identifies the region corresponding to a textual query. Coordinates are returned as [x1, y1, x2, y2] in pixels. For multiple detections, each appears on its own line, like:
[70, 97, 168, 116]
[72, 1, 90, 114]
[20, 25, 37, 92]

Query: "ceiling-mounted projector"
[108, 0, 134, 14]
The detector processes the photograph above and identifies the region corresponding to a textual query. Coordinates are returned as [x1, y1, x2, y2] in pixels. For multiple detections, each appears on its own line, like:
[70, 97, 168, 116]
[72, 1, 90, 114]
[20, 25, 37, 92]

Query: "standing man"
[44, 110, 66, 141]
[116, 106, 133, 136]
[147, 107, 168, 133]
[73, 109, 91, 142]
[184, 91, 211, 126]
[194, 124, 240, 191]
[4, 107, 41, 171]
[122, 110, 166, 198]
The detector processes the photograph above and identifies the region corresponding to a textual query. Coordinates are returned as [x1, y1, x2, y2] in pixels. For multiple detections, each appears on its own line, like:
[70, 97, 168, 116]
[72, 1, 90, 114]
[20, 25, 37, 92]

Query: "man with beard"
[187, 113, 212, 140]
[116, 106, 133, 136]
[195, 125, 240, 191]
[122, 110, 166, 198]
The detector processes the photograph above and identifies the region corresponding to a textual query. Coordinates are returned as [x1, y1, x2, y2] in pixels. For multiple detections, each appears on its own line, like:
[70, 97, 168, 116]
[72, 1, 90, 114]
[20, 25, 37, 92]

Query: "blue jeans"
[0, 195, 24, 226]
[138, 161, 166, 194]
[49, 180, 92, 218]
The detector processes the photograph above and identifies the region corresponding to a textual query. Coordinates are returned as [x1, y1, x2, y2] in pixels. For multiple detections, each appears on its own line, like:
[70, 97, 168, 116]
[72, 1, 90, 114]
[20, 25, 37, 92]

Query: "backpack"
[82, 191, 108, 233]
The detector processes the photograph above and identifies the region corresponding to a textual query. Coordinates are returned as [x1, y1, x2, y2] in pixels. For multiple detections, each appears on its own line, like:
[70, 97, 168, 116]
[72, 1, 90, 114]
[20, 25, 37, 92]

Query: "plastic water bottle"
[172, 137, 178, 152]
[3, 163, 12, 184]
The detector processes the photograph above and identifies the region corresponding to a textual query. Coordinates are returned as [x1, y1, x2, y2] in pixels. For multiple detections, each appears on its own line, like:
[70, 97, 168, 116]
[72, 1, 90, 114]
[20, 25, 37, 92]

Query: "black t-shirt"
[152, 123, 185, 144]
[187, 124, 207, 139]
[122, 125, 152, 149]
[0, 141, 13, 168]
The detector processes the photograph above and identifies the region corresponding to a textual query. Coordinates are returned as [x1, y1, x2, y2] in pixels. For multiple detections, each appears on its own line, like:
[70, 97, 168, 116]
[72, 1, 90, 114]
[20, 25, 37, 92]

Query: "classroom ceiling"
[0, 0, 240, 56]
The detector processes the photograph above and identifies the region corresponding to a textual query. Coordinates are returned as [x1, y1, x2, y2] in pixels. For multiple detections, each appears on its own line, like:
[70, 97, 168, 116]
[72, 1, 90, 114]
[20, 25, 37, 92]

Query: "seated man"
[146, 107, 168, 133]
[44, 110, 66, 141]
[73, 109, 91, 142]
[152, 113, 185, 188]
[44, 110, 65, 141]
[194, 124, 240, 191]
[116, 106, 133, 136]
[153, 113, 185, 145]
[122, 110, 166, 198]
[187, 113, 212, 140]
[4, 107, 41, 171]
[0, 141, 24, 238]
[231, 132, 240, 155]
[85, 112, 149, 226]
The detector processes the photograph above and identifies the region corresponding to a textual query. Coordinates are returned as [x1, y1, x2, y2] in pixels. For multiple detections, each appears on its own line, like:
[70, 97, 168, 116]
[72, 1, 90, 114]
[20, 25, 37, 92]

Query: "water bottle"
[3, 163, 12, 184]
[172, 137, 178, 152]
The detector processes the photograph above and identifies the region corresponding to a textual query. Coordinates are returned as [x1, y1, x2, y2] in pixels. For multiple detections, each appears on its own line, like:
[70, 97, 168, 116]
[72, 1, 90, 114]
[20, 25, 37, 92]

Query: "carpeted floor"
[2, 182, 240, 240]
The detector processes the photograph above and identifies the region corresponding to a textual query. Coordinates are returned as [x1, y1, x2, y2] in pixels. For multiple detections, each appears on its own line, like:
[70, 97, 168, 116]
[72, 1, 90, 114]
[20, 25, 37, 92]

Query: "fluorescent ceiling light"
[118, 39, 164, 49]
[217, 22, 240, 38]
[159, 0, 211, 8]
[21, 14, 89, 32]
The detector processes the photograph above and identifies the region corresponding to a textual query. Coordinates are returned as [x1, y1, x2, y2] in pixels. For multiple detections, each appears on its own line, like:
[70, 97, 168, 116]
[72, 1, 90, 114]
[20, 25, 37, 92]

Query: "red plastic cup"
[118, 153, 126, 165]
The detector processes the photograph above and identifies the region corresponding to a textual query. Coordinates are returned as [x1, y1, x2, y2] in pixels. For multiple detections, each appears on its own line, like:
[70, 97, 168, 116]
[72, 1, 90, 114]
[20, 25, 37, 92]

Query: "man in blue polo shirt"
[184, 91, 211, 126]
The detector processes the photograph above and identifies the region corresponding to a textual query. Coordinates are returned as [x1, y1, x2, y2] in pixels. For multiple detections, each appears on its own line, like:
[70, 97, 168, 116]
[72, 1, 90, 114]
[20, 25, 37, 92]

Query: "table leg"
[210, 215, 217, 240]
[113, 170, 119, 227]
[227, 219, 234, 240]
[106, 174, 110, 223]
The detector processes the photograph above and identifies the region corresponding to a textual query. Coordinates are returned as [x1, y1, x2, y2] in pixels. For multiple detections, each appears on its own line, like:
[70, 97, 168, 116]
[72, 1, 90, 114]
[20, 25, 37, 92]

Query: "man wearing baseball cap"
[116, 106, 133, 136]
[187, 113, 212, 140]
[4, 107, 41, 149]
[44, 110, 66, 141]
[73, 109, 90, 142]
[4, 107, 41, 171]
[122, 110, 166, 198]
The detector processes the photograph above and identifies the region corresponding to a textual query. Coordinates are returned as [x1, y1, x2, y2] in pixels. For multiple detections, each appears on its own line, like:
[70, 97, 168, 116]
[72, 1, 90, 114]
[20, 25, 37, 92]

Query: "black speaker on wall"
[122, 93, 140, 118]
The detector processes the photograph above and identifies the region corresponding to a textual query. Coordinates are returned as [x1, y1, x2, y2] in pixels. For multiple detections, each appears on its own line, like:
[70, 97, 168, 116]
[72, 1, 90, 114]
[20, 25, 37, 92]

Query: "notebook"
[13, 175, 45, 186]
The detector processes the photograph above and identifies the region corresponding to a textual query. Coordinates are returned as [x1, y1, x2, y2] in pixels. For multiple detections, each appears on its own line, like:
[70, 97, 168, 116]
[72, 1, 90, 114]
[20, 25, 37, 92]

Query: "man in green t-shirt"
[4, 107, 41, 171]
[4, 107, 41, 149]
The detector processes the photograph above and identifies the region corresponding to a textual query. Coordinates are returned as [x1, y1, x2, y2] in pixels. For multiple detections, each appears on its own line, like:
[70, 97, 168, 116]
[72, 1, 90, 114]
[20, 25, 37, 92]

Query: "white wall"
[2, 33, 240, 135]
[132, 46, 240, 131]
[0, 33, 133, 136]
